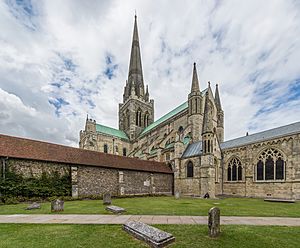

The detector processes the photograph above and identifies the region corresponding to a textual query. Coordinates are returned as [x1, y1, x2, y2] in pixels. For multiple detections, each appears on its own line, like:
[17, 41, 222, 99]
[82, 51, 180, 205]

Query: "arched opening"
[104, 144, 108, 153]
[187, 161, 194, 178]
[123, 148, 127, 156]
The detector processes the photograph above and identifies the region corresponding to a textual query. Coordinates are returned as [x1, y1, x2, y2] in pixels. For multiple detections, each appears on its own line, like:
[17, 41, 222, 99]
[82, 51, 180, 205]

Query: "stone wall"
[222, 133, 300, 199]
[7, 159, 70, 178]
[3, 158, 173, 198]
[74, 166, 173, 197]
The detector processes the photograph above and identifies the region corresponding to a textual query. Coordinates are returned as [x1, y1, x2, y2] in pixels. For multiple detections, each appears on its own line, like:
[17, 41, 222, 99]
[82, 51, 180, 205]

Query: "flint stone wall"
[3, 158, 173, 198]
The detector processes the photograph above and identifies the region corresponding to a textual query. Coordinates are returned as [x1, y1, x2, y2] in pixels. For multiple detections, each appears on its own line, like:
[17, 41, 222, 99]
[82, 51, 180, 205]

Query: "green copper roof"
[140, 101, 188, 136]
[96, 124, 129, 141]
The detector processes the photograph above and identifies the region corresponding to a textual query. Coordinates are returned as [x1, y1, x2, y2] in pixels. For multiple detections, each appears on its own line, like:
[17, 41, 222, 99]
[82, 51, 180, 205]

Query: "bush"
[0, 170, 71, 201]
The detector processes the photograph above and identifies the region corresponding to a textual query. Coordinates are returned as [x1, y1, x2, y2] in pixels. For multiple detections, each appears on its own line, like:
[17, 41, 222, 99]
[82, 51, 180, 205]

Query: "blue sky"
[0, 0, 300, 146]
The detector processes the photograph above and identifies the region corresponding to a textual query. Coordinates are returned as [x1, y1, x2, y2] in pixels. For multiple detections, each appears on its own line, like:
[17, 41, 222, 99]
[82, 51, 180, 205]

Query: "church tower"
[188, 63, 203, 141]
[214, 84, 224, 142]
[119, 15, 154, 140]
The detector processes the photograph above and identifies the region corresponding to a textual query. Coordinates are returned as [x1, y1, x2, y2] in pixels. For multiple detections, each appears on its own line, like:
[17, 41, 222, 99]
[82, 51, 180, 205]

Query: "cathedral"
[79, 16, 300, 199]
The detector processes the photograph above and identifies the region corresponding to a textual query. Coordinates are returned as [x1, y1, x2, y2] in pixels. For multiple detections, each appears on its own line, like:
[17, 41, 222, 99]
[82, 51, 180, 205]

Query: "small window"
[187, 161, 194, 178]
[178, 126, 184, 133]
[104, 144, 108, 153]
[123, 148, 127, 156]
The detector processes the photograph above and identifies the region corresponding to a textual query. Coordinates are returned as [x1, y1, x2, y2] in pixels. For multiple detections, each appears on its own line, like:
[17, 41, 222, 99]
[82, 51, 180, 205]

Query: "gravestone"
[26, 202, 41, 210]
[51, 199, 64, 212]
[123, 221, 175, 248]
[106, 205, 126, 214]
[103, 192, 111, 205]
[175, 191, 180, 199]
[208, 207, 220, 237]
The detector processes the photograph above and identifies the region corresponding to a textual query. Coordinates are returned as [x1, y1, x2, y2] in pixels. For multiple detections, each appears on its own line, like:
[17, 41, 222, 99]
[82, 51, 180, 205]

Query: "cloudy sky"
[0, 0, 300, 147]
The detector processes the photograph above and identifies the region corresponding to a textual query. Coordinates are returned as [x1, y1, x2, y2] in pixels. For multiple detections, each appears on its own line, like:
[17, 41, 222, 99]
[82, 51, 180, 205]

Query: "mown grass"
[0, 224, 299, 248]
[0, 196, 299, 217]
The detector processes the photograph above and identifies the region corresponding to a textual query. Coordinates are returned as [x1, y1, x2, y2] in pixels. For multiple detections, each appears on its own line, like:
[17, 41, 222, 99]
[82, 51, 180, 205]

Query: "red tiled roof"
[0, 134, 172, 174]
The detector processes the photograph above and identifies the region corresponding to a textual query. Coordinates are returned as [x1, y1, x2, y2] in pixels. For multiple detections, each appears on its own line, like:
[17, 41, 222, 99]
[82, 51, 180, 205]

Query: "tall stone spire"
[191, 62, 200, 92]
[214, 84, 222, 111]
[128, 15, 144, 98]
[202, 91, 214, 134]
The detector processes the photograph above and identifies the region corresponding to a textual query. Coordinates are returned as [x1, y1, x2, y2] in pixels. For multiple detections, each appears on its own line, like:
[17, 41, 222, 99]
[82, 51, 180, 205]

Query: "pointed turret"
[145, 85, 149, 102]
[202, 91, 213, 134]
[128, 15, 144, 98]
[191, 62, 200, 93]
[214, 83, 224, 142]
[214, 84, 222, 111]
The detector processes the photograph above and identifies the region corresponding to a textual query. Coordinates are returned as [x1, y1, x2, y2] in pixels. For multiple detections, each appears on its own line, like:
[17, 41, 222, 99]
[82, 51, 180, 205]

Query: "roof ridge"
[222, 121, 300, 144]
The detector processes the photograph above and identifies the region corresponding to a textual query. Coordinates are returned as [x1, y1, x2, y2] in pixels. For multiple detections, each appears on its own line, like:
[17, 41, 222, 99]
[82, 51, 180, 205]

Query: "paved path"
[0, 215, 300, 226]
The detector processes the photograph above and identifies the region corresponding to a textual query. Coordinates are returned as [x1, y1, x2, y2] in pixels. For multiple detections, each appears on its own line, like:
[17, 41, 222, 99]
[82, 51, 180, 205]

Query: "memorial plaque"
[123, 221, 175, 248]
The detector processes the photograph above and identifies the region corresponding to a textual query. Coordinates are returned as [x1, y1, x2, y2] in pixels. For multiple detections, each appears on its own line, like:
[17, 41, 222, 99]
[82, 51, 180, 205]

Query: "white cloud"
[0, 0, 300, 146]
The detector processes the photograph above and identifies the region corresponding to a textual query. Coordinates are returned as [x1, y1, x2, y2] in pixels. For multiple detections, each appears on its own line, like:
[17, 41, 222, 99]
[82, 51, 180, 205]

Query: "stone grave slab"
[264, 198, 295, 203]
[26, 202, 41, 210]
[123, 221, 175, 248]
[174, 192, 180, 199]
[103, 193, 112, 205]
[51, 199, 64, 212]
[106, 205, 126, 214]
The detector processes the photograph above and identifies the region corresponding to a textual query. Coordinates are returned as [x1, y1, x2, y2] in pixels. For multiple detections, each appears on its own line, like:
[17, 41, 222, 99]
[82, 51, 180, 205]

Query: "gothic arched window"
[256, 148, 285, 181]
[187, 161, 194, 178]
[123, 148, 127, 156]
[104, 144, 108, 153]
[227, 157, 242, 181]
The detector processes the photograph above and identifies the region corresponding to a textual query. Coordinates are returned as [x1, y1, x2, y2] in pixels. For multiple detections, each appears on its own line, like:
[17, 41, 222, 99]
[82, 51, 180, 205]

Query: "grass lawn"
[0, 196, 299, 217]
[0, 224, 299, 248]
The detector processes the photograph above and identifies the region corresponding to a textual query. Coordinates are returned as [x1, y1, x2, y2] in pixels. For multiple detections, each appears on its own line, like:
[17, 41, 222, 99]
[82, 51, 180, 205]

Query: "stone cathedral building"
[79, 16, 300, 199]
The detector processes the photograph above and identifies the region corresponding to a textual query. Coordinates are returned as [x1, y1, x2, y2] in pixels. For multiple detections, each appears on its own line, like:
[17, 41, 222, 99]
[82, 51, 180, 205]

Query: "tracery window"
[187, 161, 194, 178]
[256, 148, 285, 181]
[227, 157, 242, 181]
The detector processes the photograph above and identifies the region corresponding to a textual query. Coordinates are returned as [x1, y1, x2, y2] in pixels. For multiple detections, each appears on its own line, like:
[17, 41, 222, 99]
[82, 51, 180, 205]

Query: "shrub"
[0, 170, 71, 201]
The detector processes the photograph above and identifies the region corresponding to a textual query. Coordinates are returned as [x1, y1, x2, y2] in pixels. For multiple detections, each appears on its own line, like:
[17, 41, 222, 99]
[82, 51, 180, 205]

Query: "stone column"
[119, 171, 125, 196]
[71, 166, 78, 198]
